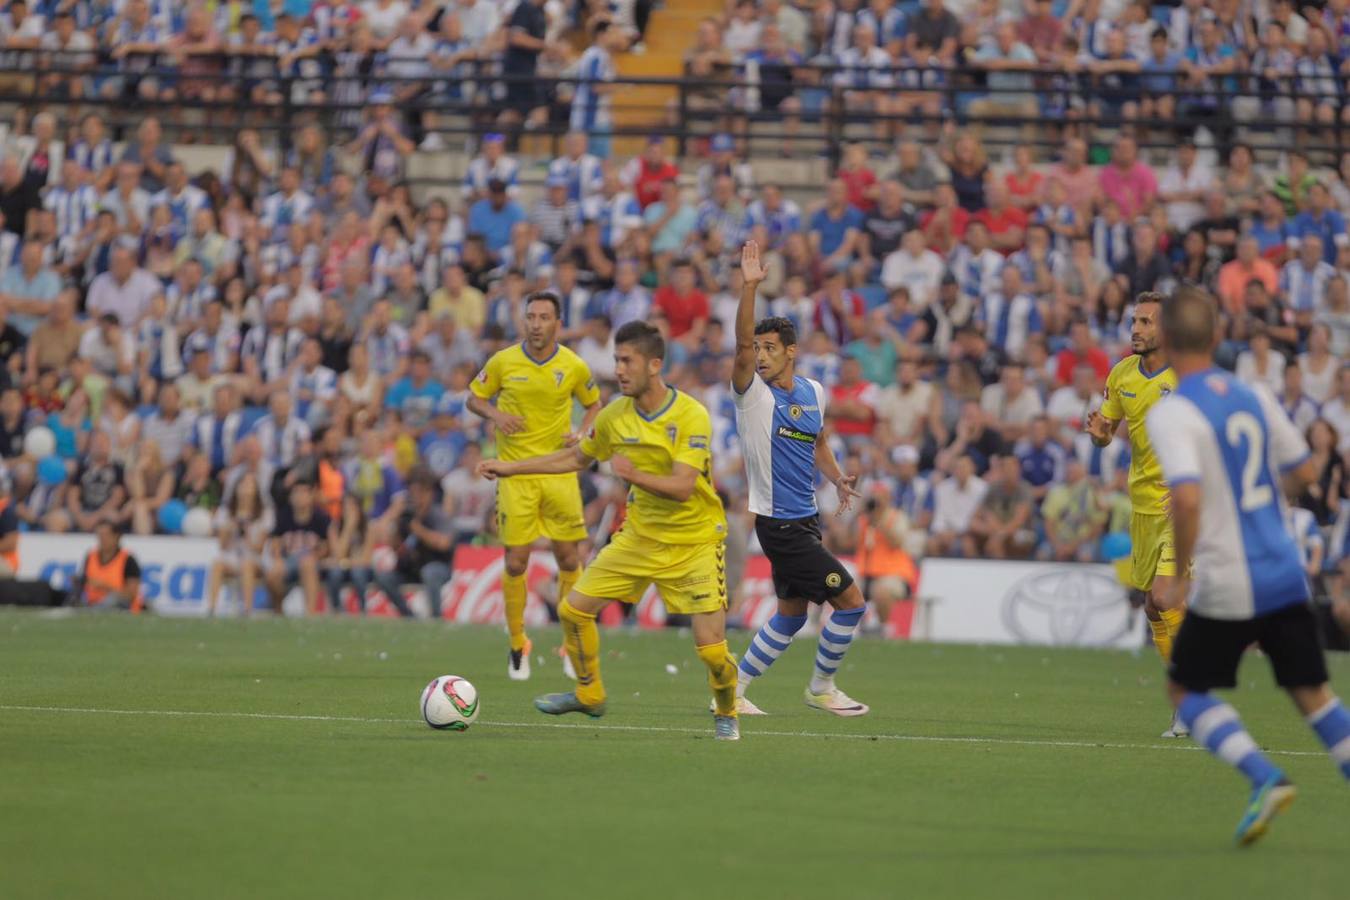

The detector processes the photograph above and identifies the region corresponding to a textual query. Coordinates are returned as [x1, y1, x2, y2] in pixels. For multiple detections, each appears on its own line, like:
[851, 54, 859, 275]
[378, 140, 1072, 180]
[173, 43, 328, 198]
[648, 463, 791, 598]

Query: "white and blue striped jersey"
[1280, 258, 1335, 314]
[1147, 370, 1311, 621]
[44, 184, 99, 239]
[151, 184, 210, 231]
[978, 291, 1043, 358]
[581, 192, 643, 249]
[547, 153, 604, 203]
[733, 373, 828, 520]
[570, 45, 615, 134]
[462, 155, 521, 199]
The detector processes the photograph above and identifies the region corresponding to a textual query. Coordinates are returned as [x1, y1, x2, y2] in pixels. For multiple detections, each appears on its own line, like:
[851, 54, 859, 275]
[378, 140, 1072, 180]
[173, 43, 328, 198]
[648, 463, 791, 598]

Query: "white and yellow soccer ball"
[420, 675, 480, 731]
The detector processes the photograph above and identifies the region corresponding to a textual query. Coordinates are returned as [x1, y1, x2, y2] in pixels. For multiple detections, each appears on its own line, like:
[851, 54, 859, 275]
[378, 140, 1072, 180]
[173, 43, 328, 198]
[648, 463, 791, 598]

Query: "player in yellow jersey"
[1085, 292, 1189, 738]
[467, 292, 601, 682]
[477, 321, 742, 741]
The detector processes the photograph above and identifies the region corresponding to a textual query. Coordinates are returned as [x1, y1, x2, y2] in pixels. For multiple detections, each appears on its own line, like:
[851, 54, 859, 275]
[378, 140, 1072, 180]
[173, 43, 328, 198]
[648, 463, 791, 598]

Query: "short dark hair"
[525, 291, 561, 316]
[754, 316, 798, 347]
[1161, 285, 1218, 354]
[614, 320, 666, 361]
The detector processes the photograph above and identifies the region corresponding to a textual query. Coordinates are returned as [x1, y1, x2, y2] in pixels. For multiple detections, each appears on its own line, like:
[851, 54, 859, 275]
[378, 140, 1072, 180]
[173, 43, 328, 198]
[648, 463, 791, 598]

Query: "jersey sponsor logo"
[776, 425, 817, 444]
[1120, 390, 1136, 398]
[620, 435, 638, 443]
[508, 376, 529, 382]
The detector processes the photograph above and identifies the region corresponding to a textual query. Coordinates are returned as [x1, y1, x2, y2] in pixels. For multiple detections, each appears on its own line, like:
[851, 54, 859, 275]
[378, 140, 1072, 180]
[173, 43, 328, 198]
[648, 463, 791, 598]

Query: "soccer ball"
[420, 675, 480, 731]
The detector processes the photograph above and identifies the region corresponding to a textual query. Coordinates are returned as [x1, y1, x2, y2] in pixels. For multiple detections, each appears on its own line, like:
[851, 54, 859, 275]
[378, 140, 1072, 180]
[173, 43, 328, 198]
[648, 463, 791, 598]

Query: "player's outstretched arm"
[477, 446, 593, 480]
[1083, 410, 1120, 448]
[733, 240, 767, 394]
[814, 423, 861, 514]
[611, 456, 698, 503]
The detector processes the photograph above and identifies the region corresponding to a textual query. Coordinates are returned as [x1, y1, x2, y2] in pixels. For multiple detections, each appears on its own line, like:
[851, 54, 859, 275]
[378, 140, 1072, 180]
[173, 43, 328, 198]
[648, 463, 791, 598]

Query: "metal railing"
[1, 54, 1340, 163]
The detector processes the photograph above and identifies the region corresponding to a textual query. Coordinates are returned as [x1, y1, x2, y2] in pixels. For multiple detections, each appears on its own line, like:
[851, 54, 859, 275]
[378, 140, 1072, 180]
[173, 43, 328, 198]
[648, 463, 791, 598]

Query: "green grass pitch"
[3, 610, 1349, 900]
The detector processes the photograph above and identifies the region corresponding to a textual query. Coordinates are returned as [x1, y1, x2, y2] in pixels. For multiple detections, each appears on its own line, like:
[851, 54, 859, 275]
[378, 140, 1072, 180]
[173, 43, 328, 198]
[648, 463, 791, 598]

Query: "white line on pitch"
[0, 704, 1327, 758]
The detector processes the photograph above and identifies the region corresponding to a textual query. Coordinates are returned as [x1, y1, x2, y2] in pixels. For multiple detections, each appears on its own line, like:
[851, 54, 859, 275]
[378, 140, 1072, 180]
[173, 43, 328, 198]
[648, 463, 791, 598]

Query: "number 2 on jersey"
[1226, 411, 1273, 512]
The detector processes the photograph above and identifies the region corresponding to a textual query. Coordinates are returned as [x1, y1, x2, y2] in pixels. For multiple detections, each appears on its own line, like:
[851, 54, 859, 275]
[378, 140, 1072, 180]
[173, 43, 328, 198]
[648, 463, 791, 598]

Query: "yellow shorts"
[496, 475, 587, 546]
[575, 528, 728, 616]
[1129, 512, 1176, 592]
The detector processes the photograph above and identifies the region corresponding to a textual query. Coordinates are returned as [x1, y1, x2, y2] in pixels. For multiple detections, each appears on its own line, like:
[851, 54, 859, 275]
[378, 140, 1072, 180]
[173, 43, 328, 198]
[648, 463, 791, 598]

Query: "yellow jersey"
[1100, 354, 1177, 517]
[580, 388, 727, 545]
[471, 343, 599, 463]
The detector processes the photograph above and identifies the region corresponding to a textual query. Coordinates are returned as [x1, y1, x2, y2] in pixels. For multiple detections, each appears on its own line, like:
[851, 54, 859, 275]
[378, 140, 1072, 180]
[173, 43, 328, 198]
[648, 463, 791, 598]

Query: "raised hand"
[740, 240, 767, 286]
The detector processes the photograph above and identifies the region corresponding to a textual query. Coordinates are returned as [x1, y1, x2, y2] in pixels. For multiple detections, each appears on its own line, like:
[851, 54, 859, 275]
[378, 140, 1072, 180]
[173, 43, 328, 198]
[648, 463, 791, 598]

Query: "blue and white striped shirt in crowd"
[290, 364, 339, 422]
[192, 410, 245, 472]
[832, 46, 894, 90]
[497, 240, 554, 283]
[462, 155, 520, 199]
[370, 241, 412, 296]
[151, 183, 210, 232]
[67, 138, 116, 176]
[260, 189, 316, 243]
[1091, 216, 1132, 271]
[1033, 203, 1078, 255]
[581, 192, 644, 249]
[745, 198, 802, 250]
[241, 327, 304, 385]
[186, 325, 242, 375]
[949, 244, 1004, 302]
[978, 291, 1044, 359]
[251, 413, 312, 468]
[364, 325, 411, 379]
[166, 281, 218, 326]
[855, 6, 908, 44]
[1280, 258, 1336, 314]
[547, 153, 604, 204]
[570, 45, 615, 135]
[44, 183, 100, 240]
[1007, 248, 1064, 286]
[695, 199, 750, 248]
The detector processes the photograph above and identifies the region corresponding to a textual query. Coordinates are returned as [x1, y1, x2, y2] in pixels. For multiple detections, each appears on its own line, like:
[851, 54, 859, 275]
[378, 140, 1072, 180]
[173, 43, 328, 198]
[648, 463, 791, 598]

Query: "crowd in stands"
[0, 0, 1347, 628]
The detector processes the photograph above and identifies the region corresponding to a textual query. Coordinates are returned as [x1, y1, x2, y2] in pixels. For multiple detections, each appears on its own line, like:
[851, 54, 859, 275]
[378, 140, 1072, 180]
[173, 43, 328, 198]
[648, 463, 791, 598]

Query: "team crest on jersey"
[554, 370, 564, 386]
[666, 425, 678, 445]
[788, 404, 803, 419]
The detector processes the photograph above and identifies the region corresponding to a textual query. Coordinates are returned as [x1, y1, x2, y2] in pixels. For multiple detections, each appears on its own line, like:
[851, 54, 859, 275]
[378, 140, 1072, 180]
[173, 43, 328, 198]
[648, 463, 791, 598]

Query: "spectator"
[1098, 135, 1157, 221]
[928, 453, 987, 557]
[141, 383, 194, 466]
[374, 465, 452, 618]
[468, 179, 528, 257]
[0, 242, 61, 335]
[1291, 182, 1349, 265]
[1015, 415, 1065, 500]
[1218, 236, 1280, 315]
[74, 521, 141, 610]
[964, 454, 1036, 560]
[653, 260, 709, 351]
[1299, 418, 1343, 526]
[829, 355, 880, 449]
[265, 479, 331, 615]
[206, 469, 269, 616]
[86, 244, 162, 327]
[325, 493, 377, 613]
[876, 359, 935, 447]
[1299, 323, 1338, 403]
[851, 485, 919, 628]
[1235, 327, 1286, 396]
[809, 179, 864, 273]
[881, 228, 944, 305]
[981, 363, 1044, 443]
[1055, 319, 1111, 386]
[1042, 457, 1106, 562]
[968, 20, 1040, 129]
[1280, 364, 1322, 433]
[66, 430, 128, 532]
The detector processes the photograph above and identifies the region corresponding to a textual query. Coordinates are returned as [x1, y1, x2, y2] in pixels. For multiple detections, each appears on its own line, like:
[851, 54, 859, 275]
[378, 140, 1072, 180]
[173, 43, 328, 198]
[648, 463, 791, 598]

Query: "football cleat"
[804, 686, 870, 717]
[1234, 776, 1297, 847]
[534, 691, 606, 718]
[1161, 711, 1190, 738]
[508, 638, 533, 682]
[707, 696, 768, 715]
[714, 715, 741, 741]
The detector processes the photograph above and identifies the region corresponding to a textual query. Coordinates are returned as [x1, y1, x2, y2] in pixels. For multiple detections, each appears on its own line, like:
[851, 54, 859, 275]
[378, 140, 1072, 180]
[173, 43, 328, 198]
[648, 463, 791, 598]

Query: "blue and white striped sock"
[809, 606, 866, 694]
[736, 613, 807, 696]
[1307, 698, 1350, 780]
[1179, 693, 1283, 788]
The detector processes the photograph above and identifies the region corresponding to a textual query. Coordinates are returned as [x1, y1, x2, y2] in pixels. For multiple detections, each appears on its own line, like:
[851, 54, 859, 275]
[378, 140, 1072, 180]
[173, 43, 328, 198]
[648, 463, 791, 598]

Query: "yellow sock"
[503, 571, 528, 652]
[1160, 606, 1185, 642]
[1148, 615, 1173, 662]
[560, 599, 605, 707]
[557, 567, 581, 608]
[696, 640, 738, 718]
